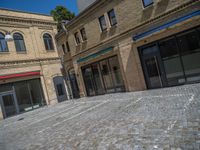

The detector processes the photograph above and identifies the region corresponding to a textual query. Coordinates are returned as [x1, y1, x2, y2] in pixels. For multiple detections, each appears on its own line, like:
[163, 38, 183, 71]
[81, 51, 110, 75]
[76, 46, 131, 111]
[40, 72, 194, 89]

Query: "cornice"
[0, 57, 61, 69]
[0, 15, 57, 27]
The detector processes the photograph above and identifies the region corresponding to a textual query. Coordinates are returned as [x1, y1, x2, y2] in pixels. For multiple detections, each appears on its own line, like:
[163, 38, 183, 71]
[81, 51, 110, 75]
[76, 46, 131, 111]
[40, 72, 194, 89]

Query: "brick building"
[56, 0, 200, 97]
[0, 9, 70, 119]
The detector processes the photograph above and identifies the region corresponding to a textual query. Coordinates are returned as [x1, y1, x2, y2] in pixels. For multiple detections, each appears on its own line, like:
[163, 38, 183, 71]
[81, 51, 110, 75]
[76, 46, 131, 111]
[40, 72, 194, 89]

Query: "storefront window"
[159, 37, 185, 85]
[29, 79, 45, 108]
[14, 81, 33, 112]
[109, 57, 124, 91]
[177, 30, 200, 82]
[100, 60, 115, 93]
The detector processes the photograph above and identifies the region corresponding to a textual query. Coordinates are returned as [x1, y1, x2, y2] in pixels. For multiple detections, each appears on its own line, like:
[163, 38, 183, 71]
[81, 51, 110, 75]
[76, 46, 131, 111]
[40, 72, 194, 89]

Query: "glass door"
[0, 93, 18, 118]
[140, 45, 165, 89]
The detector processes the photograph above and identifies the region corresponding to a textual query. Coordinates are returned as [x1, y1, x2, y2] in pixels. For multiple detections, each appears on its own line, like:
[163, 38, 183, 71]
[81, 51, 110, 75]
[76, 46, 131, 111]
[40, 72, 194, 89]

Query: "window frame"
[0, 32, 9, 52]
[80, 28, 87, 41]
[142, 0, 154, 8]
[74, 32, 81, 45]
[13, 33, 26, 52]
[66, 41, 70, 52]
[43, 33, 54, 51]
[99, 15, 107, 32]
[107, 9, 117, 26]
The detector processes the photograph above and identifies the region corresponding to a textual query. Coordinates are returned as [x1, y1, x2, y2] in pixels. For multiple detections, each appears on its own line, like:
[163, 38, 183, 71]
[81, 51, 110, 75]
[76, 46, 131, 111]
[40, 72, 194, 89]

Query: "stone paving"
[0, 83, 200, 150]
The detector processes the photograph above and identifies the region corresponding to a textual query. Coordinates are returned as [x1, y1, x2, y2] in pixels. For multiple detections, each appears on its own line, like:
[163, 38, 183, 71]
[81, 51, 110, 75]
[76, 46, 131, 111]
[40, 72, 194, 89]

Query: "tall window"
[99, 15, 107, 31]
[142, 0, 153, 7]
[0, 32, 8, 52]
[108, 9, 117, 26]
[43, 33, 54, 50]
[74, 32, 81, 45]
[80, 28, 87, 41]
[66, 42, 70, 52]
[13, 33, 26, 52]
[62, 44, 66, 54]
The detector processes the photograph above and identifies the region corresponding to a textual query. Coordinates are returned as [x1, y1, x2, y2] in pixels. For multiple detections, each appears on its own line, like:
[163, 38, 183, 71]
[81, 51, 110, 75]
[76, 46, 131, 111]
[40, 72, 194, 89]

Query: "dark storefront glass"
[29, 79, 45, 108]
[109, 57, 124, 91]
[139, 26, 200, 89]
[82, 67, 96, 96]
[91, 63, 105, 95]
[14, 81, 33, 112]
[159, 37, 185, 85]
[0, 79, 45, 118]
[100, 60, 115, 93]
[177, 30, 200, 82]
[82, 56, 124, 96]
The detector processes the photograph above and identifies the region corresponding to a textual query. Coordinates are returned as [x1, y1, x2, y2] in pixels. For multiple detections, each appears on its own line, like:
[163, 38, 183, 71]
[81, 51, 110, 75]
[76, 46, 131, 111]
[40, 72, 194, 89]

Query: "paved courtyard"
[0, 84, 200, 150]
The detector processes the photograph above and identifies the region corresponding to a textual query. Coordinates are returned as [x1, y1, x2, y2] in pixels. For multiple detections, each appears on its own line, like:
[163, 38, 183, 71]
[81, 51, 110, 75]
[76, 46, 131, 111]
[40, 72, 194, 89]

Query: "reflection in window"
[0, 32, 8, 52]
[43, 33, 54, 50]
[99, 15, 107, 31]
[159, 37, 185, 85]
[13, 33, 26, 52]
[177, 30, 200, 82]
[80, 28, 87, 41]
[108, 9, 117, 26]
[142, 0, 153, 7]
[74, 32, 81, 45]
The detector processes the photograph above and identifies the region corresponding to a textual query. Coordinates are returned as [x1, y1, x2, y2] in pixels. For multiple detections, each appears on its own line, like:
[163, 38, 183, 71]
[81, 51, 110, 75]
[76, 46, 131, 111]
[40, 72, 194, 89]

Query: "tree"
[51, 6, 75, 31]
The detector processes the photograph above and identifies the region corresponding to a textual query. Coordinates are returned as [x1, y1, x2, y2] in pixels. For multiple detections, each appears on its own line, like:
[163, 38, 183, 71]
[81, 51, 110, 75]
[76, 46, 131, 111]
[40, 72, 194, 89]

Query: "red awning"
[0, 71, 40, 80]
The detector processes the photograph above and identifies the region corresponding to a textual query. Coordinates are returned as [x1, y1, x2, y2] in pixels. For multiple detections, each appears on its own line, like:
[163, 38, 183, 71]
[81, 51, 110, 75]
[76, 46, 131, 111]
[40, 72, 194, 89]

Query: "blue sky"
[0, 0, 78, 15]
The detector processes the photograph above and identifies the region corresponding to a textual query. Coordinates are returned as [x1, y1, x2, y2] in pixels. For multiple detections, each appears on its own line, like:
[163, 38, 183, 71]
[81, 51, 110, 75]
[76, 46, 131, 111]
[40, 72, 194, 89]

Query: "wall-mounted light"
[5, 32, 13, 42]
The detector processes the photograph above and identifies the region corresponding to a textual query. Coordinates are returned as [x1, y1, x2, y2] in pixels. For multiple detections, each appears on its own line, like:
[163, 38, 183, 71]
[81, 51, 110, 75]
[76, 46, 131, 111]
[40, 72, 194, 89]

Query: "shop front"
[138, 26, 200, 89]
[0, 78, 46, 118]
[82, 56, 125, 96]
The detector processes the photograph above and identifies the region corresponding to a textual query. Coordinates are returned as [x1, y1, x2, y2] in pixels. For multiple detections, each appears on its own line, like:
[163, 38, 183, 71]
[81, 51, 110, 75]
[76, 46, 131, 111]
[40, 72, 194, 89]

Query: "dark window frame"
[66, 41, 70, 52]
[13, 33, 26, 52]
[74, 32, 81, 45]
[80, 28, 87, 41]
[43, 33, 54, 51]
[62, 44, 66, 54]
[0, 32, 9, 52]
[107, 9, 117, 26]
[142, 0, 153, 8]
[99, 15, 107, 31]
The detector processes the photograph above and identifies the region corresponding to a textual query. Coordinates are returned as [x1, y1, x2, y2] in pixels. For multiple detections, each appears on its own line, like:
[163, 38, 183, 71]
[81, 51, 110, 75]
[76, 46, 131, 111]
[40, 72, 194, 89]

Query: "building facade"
[57, 0, 200, 98]
[76, 0, 96, 12]
[0, 9, 69, 119]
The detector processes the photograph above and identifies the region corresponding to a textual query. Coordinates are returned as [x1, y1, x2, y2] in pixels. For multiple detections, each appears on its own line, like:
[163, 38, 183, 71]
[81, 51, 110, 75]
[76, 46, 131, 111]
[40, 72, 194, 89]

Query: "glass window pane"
[177, 30, 200, 54]
[109, 56, 124, 91]
[43, 33, 54, 50]
[143, 0, 153, 7]
[91, 63, 105, 95]
[0, 84, 12, 93]
[29, 79, 45, 108]
[14, 81, 33, 112]
[159, 37, 185, 85]
[100, 60, 115, 93]
[99, 15, 107, 31]
[14, 33, 26, 52]
[108, 9, 117, 26]
[80, 28, 87, 41]
[0, 33, 8, 52]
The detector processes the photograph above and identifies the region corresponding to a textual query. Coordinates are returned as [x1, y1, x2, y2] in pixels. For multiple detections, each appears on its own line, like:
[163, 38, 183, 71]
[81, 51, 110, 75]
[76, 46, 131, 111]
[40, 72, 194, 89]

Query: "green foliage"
[50, 6, 75, 31]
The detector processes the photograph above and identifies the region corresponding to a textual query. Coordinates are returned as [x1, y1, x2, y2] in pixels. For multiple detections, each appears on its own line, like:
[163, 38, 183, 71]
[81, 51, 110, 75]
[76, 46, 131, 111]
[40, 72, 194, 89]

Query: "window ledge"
[0, 51, 10, 54]
[46, 50, 55, 52]
[17, 51, 27, 54]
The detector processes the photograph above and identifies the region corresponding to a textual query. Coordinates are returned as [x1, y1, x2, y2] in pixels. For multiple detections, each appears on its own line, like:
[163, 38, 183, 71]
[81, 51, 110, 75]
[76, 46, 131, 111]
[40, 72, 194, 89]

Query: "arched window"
[0, 32, 8, 52]
[43, 33, 54, 50]
[13, 33, 26, 52]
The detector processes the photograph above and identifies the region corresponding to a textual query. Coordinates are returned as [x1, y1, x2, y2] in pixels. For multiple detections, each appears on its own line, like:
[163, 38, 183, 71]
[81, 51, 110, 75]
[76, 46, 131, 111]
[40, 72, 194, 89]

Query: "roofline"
[0, 7, 52, 17]
[66, 0, 104, 27]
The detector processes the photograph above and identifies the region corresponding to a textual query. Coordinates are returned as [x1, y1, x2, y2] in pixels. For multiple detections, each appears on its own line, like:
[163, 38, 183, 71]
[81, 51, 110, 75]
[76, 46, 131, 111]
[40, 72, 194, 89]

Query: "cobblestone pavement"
[0, 84, 200, 150]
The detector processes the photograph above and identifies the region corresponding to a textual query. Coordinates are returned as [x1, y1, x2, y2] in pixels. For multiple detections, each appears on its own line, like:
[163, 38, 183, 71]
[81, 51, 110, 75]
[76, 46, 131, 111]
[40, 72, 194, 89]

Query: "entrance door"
[140, 45, 165, 89]
[69, 72, 80, 99]
[0, 93, 18, 118]
[53, 76, 68, 102]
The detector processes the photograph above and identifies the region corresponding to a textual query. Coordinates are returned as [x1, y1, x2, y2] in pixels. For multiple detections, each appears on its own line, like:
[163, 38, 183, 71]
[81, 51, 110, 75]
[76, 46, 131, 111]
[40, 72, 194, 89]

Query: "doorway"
[0, 92, 18, 118]
[139, 45, 166, 89]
